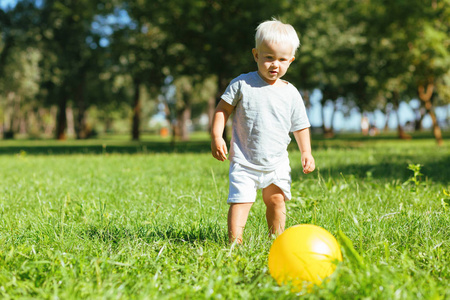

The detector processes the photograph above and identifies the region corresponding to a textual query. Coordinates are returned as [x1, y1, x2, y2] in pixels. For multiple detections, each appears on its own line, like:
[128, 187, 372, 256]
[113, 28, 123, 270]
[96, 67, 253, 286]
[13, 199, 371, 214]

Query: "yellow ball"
[268, 224, 342, 288]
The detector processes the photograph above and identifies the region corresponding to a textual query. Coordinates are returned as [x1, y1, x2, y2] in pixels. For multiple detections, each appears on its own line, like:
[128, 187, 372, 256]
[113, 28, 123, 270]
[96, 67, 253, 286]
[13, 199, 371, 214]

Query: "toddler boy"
[211, 19, 315, 244]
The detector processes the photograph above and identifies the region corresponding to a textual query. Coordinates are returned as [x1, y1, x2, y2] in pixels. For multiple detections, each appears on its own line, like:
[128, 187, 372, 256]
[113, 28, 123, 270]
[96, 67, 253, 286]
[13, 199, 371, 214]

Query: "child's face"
[252, 41, 295, 85]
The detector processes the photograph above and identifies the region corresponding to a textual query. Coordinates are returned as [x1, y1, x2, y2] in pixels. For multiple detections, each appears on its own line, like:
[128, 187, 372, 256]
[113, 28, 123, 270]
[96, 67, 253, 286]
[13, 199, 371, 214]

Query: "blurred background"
[0, 0, 449, 144]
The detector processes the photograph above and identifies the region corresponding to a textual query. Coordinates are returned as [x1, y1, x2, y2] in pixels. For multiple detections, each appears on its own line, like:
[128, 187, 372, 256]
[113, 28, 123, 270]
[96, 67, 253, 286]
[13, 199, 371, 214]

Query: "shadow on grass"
[293, 154, 450, 184]
[0, 140, 212, 155]
[312, 131, 450, 142]
[82, 222, 227, 245]
[2, 131, 448, 155]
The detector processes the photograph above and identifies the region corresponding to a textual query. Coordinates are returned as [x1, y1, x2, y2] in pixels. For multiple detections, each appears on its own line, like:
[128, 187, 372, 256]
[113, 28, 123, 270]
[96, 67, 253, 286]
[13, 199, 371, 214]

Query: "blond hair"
[255, 19, 300, 56]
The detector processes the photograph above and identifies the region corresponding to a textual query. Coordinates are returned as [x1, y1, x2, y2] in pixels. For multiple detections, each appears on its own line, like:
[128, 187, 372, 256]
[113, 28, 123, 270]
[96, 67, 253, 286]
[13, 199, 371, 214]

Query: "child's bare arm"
[211, 100, 234, 161]
[293, 128, 315, 174]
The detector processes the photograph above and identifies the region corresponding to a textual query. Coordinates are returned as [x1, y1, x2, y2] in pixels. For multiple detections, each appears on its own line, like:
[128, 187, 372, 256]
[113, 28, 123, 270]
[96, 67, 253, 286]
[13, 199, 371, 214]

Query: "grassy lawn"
[0, 133, 449, 299]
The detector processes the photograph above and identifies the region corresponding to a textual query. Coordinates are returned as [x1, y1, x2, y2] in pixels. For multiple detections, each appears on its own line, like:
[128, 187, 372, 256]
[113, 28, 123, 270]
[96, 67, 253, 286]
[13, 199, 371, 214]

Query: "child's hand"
[301, 153, 315, 174]
[211, 137, 228, 161]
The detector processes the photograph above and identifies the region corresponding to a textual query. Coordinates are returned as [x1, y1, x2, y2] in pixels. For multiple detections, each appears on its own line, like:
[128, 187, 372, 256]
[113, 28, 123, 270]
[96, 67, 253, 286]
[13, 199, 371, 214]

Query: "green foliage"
[442, 189, 450, 211]
[0, 136, 449, 298]
[404, 163, 425, 192]
[337, 230, 365, 269]
[1, 0, 449, 140]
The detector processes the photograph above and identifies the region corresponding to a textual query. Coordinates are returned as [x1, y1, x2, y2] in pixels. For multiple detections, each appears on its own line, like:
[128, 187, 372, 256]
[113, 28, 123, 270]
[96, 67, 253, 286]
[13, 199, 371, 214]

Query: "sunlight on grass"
[0, 135, 449, 298]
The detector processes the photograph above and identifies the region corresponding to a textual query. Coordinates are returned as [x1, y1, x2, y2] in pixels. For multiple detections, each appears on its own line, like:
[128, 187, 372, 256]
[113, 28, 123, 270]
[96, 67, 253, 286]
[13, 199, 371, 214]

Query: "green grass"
[0, 134, 449, 299]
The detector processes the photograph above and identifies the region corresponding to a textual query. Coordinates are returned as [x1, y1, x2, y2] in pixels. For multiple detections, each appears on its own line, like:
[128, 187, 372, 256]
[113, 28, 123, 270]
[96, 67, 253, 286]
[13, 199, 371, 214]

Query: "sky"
[0, 0, 17, 10]
[0, 0, 43, 10]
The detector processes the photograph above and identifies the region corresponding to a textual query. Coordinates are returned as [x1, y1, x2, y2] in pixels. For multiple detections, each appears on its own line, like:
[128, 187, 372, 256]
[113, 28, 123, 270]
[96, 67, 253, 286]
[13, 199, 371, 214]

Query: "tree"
[171, 75, 216, 141]
[410, 1, 449, 145]
[0, 1, 42, 138]
[358, 0, 449, 143]
[147, 0, 286, 140]
[38, 0, 116, 139]
[288, 0, 368, 136]
[111, 2, 167, 140]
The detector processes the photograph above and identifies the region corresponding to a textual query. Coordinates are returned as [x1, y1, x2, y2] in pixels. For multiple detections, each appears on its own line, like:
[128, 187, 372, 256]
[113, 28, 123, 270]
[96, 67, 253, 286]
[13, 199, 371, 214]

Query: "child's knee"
[264, 192, 285, 208]
[263, 184, 285, 205]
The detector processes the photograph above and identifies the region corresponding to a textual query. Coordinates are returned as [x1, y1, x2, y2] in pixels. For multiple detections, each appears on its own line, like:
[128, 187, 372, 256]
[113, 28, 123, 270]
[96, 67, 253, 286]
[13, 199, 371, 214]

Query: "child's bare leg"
[227, 203, 253, 244]
[263, 184, 286, 235]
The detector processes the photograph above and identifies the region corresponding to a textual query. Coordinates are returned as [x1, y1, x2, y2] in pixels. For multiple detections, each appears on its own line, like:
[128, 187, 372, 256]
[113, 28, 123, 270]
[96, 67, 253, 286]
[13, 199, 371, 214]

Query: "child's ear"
[252, 48, 258, 62]
[290, 56, 295, 63]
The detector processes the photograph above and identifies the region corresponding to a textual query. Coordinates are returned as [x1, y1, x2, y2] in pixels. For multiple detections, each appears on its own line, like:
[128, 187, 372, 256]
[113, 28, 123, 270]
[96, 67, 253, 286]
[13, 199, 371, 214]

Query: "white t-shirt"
[221, 71, 310, 171]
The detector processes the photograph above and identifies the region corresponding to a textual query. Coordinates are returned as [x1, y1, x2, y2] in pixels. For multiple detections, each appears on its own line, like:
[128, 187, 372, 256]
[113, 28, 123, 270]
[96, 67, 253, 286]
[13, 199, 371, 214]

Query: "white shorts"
[227, 161, 292, 204]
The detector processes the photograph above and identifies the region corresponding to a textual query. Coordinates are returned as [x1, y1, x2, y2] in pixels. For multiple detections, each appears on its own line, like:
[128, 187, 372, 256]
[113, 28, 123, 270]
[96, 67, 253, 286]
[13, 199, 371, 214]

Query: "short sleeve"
[290, 90, 311, 132]
[221, 77, 242, 106]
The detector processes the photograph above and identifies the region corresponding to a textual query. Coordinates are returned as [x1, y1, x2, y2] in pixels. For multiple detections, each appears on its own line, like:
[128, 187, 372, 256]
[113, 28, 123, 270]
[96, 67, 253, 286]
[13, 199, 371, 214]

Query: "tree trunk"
[163, 102, 177, 147]
[74, 80, 88, 139]
[383, 103, 392, 132]
[3, 92, 14, 137]
[12, 93, 21, 133]
[56, 96, 68, 140]
[132, 78, 141, 141]
[320, 98, 327, 134]
[3, 106, 11, 133]
[321, 99, 334, 138]
[414, 107, 426, 132]
[446, 105, 450, 128]
[327, 101, 337, 138]
[66, 106, 76, 137]
[177, 89, 192, 141]
[178, 106, 191, 141]
[418, 80, 443, 146]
